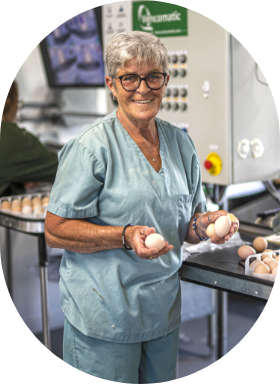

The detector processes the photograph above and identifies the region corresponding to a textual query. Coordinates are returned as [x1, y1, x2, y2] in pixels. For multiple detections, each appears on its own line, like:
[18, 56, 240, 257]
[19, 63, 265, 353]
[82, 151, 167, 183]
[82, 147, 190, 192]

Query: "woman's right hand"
[125, 225, 174, 260]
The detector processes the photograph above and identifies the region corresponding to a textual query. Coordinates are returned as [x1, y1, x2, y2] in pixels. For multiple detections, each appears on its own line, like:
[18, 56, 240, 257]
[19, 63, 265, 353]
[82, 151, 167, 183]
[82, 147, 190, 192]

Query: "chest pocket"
[177, 193, 194, 245]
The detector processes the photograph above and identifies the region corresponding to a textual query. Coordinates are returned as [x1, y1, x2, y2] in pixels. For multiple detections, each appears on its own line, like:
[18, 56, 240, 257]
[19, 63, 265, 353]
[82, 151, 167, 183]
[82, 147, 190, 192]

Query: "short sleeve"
[47, 139, 104, 219]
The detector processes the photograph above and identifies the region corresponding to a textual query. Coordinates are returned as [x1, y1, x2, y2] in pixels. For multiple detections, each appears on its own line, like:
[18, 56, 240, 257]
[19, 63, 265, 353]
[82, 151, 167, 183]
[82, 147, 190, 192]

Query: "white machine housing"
[102, 2, 280, 185]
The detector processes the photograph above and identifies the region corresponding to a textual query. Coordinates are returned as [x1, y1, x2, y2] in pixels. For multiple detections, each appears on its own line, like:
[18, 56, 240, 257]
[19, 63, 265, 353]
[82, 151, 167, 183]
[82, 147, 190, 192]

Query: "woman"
[45, 31, 237, 383]
[0, 81, 58, 197]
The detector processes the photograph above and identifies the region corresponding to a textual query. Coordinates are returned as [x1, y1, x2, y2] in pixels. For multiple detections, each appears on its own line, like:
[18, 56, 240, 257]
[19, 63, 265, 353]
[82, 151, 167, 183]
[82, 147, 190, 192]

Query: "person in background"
[0, 80, 58, 197]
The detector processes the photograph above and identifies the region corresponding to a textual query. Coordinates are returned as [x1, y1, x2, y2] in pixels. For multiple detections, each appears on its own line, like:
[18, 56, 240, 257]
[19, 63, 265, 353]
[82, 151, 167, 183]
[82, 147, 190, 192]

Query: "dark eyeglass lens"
[121, 73, 165, 90]
[121, 75, 140, 90]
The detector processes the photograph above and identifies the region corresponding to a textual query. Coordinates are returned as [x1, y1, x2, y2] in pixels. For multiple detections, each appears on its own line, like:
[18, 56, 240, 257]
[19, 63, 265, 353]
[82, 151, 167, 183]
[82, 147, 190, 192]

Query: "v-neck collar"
[116, 115, 165, 175]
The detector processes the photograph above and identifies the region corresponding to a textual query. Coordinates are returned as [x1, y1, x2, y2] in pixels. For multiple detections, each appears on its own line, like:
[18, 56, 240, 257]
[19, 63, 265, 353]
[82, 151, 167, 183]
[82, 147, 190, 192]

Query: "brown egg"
[253, 237, 268, 253]
[11, 199, 21, 212]
[249, 260, 263, 270]
[266, 260, 278, 272]
[263, 249, 276, 258]
[276, 255, 279, 262]
[206, 223, 216, 238]
[261, 254, 269, 261]
[41, 195, 50, 207]
[263, 257, 274, 265]
[271, 266, 278, 275]
[22, 199, 32, 207]
[237, 245, 256, 260]
[254, 263, 270, 274]
[266, 258, 278, 265]
[1, 200, 11, 211]
[32, 197, 42, 207]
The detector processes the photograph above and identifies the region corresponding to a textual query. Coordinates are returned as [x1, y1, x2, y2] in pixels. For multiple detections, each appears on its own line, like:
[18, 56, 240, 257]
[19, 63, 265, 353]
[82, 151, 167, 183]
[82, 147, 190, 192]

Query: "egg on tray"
[1, 200, 11, 211]
[22, 205, 32, 215]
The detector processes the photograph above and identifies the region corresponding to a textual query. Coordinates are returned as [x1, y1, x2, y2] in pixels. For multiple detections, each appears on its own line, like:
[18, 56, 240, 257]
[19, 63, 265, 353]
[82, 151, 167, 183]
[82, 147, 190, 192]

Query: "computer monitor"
[40, 7, 105, 88]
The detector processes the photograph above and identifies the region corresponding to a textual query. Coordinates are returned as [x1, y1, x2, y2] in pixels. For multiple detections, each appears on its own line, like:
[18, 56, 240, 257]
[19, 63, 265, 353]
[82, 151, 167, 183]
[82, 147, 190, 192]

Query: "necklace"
[152, 138, 160, 164]
[124, 122, 160, 165]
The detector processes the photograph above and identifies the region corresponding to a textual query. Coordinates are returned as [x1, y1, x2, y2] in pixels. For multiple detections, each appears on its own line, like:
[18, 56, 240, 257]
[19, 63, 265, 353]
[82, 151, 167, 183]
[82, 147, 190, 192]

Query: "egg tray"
[0, 192, 50, 220]
[245, 250, 280, 282]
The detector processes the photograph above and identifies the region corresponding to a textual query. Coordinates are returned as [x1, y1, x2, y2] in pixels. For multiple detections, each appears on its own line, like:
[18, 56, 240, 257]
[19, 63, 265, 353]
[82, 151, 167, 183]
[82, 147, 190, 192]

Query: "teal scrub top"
[47, 110, 207, 343]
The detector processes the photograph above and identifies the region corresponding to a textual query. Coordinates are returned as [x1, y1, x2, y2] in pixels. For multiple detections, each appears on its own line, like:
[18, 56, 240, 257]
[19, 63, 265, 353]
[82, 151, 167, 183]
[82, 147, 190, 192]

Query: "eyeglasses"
[116, 72, 167, 92]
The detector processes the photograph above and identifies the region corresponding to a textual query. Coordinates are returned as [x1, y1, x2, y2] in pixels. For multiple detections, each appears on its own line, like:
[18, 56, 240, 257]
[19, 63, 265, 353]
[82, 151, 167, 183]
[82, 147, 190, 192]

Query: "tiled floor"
[35, 292, 266, 379]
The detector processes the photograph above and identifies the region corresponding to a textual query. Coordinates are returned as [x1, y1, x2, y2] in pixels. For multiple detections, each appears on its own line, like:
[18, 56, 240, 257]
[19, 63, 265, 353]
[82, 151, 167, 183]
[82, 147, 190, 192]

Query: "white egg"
[145, 234, 165, 250]
[214, 216, 231, 238]
[22, 205, 32, 215]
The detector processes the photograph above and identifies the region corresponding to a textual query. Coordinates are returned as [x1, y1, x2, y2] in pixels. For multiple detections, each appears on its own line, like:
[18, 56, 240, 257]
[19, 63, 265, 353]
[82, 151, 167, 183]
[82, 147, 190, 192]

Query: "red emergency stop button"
[204, 153, 223, 176]
[204, 160, 212, 170]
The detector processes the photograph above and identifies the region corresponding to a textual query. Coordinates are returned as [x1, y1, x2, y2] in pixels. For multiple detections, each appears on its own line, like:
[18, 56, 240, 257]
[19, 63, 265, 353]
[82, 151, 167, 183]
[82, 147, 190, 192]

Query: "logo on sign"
[137, 4, 181, 32]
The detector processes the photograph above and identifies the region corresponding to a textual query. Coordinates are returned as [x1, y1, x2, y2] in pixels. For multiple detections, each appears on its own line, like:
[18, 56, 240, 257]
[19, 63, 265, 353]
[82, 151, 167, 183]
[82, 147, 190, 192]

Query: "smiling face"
[106, 57, 169, 128]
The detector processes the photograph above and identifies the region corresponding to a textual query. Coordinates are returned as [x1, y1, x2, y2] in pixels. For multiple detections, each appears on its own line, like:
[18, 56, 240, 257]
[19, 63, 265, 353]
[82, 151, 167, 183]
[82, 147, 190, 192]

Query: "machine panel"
[102, 2, 279, 185]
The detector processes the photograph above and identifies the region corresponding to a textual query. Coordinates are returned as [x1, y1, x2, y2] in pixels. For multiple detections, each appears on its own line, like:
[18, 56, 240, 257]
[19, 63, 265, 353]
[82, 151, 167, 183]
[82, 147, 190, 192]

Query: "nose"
[136, 78, 150, 94]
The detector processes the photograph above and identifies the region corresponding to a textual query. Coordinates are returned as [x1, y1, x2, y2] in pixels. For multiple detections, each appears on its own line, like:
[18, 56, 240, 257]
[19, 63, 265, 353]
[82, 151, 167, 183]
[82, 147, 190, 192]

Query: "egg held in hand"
[145, 233, 165, 250]
[206, 223, 216, 238]
[214, 216, 231, 238]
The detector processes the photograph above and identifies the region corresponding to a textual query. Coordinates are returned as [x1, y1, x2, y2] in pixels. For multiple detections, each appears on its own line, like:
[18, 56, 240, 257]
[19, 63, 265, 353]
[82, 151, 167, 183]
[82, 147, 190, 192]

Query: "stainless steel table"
[180, 242, 275, 359]
[0, 212, 51, 350]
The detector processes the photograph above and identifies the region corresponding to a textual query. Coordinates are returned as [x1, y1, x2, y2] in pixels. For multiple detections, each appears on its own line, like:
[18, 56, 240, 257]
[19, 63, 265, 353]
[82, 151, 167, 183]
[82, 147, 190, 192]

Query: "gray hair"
[105, 31, 169, 80]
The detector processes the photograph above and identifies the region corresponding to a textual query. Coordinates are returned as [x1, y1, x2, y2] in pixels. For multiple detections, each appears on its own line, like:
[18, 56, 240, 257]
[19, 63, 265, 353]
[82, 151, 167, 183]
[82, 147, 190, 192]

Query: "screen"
[40, 7, 105, 88]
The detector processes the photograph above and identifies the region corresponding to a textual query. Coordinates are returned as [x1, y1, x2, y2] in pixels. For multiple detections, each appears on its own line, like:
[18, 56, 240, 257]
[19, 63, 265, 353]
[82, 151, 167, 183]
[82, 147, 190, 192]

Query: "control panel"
[102, 2, 280, 185]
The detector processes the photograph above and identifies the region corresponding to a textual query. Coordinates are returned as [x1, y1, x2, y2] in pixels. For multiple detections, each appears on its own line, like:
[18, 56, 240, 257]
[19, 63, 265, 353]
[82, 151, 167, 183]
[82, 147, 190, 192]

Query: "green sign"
[132, 1, 188, 37]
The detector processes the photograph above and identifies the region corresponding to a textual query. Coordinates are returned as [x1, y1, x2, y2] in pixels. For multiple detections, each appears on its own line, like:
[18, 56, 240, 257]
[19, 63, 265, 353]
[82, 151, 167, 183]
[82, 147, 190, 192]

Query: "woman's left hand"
[197, 210, 239, 244]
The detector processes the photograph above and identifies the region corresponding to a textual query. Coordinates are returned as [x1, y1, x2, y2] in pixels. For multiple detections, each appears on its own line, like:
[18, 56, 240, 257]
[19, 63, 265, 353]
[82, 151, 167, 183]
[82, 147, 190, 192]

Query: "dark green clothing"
[0, 122, 58, 197]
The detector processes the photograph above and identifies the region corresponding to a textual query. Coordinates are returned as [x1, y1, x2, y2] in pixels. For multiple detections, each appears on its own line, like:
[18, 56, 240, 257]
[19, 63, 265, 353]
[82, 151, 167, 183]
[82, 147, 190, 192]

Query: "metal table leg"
[217, 290, 228, 358]
[38, 235, 51, 350]
[5, 228, 13, 299]
[208, 289, 218, 360]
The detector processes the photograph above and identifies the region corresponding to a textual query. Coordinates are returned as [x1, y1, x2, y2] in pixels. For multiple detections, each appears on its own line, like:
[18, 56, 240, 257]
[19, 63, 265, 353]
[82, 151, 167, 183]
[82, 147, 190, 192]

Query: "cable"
[255, 63, 269, 87]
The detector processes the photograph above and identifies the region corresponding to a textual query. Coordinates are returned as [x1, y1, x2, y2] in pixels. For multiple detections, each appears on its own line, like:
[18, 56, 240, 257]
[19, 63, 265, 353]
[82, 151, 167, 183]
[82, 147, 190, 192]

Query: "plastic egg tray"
[0, 192, 50, 219]
[245, 250, 280, 282]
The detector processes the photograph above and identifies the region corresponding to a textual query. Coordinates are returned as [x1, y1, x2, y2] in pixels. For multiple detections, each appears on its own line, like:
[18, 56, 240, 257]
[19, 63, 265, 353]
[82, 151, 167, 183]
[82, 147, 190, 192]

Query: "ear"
[165, 74, 170, 87]
[105, 76, 117, 99]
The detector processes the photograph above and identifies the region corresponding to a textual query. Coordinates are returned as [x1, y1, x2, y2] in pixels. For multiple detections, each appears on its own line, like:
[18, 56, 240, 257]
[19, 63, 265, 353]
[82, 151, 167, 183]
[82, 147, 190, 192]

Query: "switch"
[204, 153, 223, 176]
[172, 88, 179, 97]
[165, 102, 171, 110]
[172, 103, 179, 111]
[180, 54, 187, 64]
[237, 139, 250, 159]
[165, 88, 171, 97]
[204, 160, 212, 170]
[172, 54, 178, 64]
[180, 69, 187, 77]
[250, 138, 264, 158]
[180, 103, 187, 111]
[180, 88, 188, 97]
[172, 69, 178, 77]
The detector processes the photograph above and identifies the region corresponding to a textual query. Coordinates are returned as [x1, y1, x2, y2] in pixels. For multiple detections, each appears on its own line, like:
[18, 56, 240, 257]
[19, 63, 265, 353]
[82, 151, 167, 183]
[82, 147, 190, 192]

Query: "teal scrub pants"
[63, 317, 179, 383]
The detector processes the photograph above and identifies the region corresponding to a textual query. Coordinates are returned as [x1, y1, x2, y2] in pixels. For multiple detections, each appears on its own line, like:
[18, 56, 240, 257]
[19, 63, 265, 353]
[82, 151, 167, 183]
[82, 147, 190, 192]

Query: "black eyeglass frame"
[116, 72, 167, 92]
